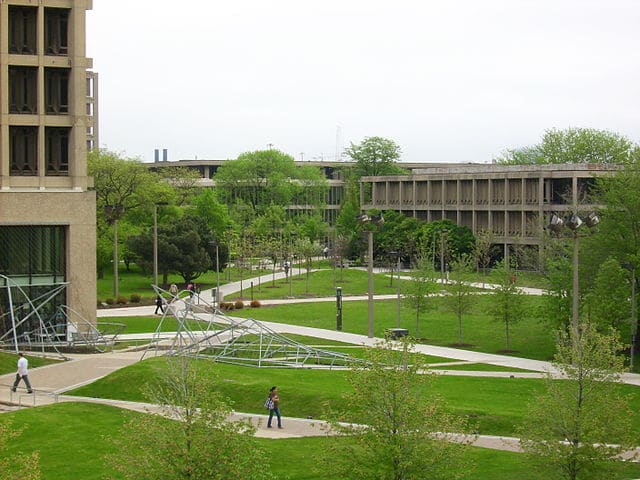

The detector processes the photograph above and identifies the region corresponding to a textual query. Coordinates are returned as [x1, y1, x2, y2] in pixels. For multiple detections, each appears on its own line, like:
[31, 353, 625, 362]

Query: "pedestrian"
[11, 352, 33, 394]
[323, 246, 329, 258]
[187, 282, 195, 297]
[169, 283, 178, 296]
[154, 295, 165, 314]
[267, 386, 282, 429]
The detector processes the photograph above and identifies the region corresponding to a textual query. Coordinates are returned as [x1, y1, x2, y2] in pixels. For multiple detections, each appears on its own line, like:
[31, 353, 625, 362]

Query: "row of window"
[9, 6, 69, 56]
[10, 126, 70, 176]
[8, 66, 69, 114]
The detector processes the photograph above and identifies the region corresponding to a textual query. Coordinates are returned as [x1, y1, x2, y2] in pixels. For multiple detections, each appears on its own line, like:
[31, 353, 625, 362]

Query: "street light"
[357, 213, 384, 338]
[389, 251, 402, 328]
[208, 239, 220, 308]
[153, 201, 168, 287]
[547, 212, 600, 334]
[104, 204, 125, 298]
[622, 262, 637, 370]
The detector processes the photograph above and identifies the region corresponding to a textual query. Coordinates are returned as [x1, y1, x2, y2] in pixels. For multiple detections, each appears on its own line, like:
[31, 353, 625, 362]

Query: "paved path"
[2, 269, 638, 454]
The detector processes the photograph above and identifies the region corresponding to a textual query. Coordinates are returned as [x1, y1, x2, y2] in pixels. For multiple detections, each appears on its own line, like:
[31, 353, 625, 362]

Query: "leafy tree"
[374, 210, 422, 260]
[106, 357, 273, 480]
[486, 260, 527, 351]
[472, 229, 497, 284]
[128, 215, 213, 285]
[444, 255, 475, 345]
[189, 189, 231, 240]
[403, 257, 439, 339]
[496, 128, 639, 165]
[345, 136, 406, 177]
[323, 339, 473, 480]
[584, 257, 631, 333]
[518, 324, 637, 480]
[418, 220, 475, 271]
[214, 149, 326, 217]
[156, 165, 203, 206]
[0, 418, 40, 480]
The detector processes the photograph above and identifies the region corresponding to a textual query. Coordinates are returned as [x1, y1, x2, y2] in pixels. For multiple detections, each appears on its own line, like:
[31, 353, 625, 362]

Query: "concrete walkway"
[1, 269, 638, 454]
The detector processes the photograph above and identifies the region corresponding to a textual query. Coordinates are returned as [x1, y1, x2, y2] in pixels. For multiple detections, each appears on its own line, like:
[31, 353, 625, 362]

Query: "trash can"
[385, 328, 409, 339]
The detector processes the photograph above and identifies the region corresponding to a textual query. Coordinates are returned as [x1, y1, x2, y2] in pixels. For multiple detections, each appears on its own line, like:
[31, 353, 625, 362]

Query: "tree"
[127, 215, 213, 285]
[214, 149, 327, 218]
[345, 136, 406, 178]
[584, 257, 631, 333]
[486, 260, 527, 351]
[323, 339, 473, 480]
[89, 149, 171, 296]
[444, 255, 475, 345]
[106, 357, 273, 480]
[472, 229, 497, 285]
[518, 324, 637, 480]
[0, 418, 40, 480]
[496, 128, 639, 165]
[403, 257, 439, 339]
[418, 219, 476, 272]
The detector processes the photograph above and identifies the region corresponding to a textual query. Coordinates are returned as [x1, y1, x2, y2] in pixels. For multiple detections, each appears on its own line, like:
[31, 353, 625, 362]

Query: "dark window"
[9, 66, 37, 114]
[0, 226, 66, 339]
[45, 127, 70, 176]
[9, 126, 38, 176]
[45, 8, 69, 55]
[9, 6, 37, 54]
[45, 68, 70, 114]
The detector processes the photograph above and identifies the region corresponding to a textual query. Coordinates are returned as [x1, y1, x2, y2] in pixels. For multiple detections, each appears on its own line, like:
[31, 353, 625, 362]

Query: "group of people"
[154, 282, 197, 315]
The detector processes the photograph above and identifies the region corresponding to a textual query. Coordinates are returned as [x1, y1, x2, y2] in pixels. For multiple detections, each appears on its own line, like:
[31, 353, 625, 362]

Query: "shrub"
[129, 293, 141, 303]
[105, 298, 115, 306]
[116, 296, 128, 305]
[234, 300, 245, 310]
[250, 300, 261, 308]
[220, 302, 234, 311]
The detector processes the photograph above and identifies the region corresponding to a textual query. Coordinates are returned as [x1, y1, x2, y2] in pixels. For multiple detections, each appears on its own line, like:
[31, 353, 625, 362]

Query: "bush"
[105, 298, 115, 306]
[116, 296, 128, 305]
[220, 302, 234, 311]
[129, 293, 141, 303]
[250, 300, 261, 308]
[234, 300, 245, 310]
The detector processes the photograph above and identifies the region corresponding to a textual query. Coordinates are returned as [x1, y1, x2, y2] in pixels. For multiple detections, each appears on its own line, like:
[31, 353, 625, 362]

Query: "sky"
[86, 0, 640, 164]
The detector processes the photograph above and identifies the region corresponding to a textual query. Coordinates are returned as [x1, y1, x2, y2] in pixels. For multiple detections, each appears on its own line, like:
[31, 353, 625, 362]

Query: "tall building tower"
[0, 0, 96, 340]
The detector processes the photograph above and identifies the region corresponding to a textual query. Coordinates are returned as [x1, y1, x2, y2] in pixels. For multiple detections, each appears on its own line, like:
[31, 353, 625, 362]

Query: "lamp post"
[389, 251, 402, 328]
[357, 213, 384, 338]
[153, 201, 168, 287]
[104, 204, 125, 299]
[208, 239, 220, 308]
[622, 262, 637, 370]
[548, 212, 600, 334]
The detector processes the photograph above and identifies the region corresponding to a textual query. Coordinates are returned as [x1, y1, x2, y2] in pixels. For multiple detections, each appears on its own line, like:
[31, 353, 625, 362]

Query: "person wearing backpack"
[266, 386, 282, 429]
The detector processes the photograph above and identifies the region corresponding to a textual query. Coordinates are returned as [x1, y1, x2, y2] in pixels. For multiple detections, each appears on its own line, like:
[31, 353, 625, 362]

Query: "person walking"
[154, 295, 165, 315]
[169, 283, 178, 300]
[11, 352, 33, 394]
[267, 386, 282, 429]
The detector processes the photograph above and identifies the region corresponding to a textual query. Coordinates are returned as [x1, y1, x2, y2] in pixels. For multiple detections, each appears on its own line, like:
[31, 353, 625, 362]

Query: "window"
[9, 6, 37, 54]
[45, 68, 70, 114]
[45, 8, 70, 55]
[9, 126, 38, 176]
[46, 127, 70, 176]
[9, 66, 37, 114]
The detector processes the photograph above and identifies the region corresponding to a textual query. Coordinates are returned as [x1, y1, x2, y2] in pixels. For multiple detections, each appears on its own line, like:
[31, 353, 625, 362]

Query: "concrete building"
[0, 0, 96, 339]
[360, 162, 615, 259]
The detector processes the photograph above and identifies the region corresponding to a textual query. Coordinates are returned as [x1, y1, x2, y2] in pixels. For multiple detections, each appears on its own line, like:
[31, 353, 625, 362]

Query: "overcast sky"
[86, 0, 640, 164]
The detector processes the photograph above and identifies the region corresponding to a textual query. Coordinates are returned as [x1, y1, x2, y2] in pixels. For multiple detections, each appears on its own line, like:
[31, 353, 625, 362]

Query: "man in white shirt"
[11, 352, 33, 394]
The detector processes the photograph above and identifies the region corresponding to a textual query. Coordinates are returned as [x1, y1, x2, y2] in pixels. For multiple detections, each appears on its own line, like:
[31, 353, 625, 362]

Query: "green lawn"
[3, 402, 639, 480]
[0, 351, 61, 376]
[66, 357, 640, 439]
[228, 295, 556, 361]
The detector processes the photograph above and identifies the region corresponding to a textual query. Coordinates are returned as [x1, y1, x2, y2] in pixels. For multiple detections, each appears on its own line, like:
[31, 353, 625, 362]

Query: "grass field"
[66, 357, 640, 439]
[3, 402, 639, 480]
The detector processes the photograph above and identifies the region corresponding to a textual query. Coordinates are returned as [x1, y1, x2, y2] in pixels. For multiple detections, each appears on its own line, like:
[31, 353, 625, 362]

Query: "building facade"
[0, 0, 96, 340]
[360, 163, 614, 258]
